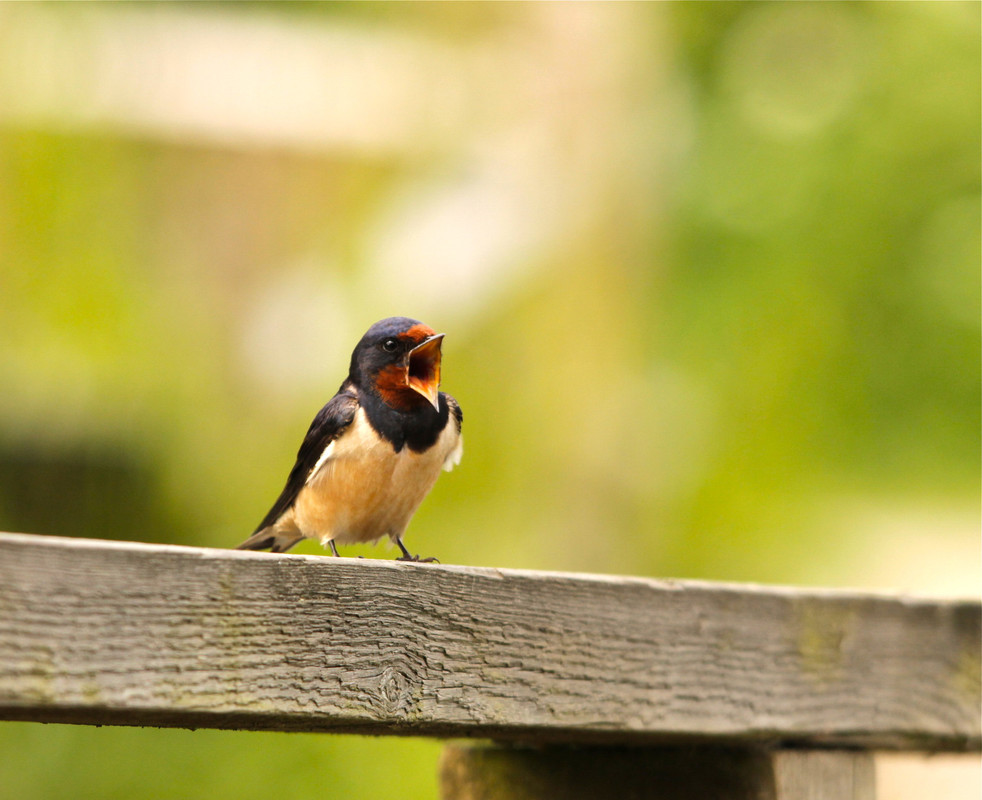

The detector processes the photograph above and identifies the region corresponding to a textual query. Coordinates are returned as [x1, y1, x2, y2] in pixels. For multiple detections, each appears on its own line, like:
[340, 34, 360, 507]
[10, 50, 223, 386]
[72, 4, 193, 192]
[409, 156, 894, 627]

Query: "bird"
[236, 316, 462, 562]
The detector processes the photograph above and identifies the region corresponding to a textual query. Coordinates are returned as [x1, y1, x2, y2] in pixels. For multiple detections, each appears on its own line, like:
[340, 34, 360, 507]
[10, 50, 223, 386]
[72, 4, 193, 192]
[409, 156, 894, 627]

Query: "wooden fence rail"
[1, 532, 978, 799]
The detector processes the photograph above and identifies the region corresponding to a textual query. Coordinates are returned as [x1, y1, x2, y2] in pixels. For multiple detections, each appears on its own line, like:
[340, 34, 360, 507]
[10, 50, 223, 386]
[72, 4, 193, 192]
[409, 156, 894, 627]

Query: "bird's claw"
[396, 553, 440, 564]
[394, 537, 438, 563]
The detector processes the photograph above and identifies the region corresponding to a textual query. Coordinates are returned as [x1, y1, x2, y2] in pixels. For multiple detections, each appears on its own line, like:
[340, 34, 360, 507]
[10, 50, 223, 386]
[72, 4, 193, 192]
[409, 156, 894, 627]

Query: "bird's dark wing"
[445, 393, 463, 433]
[251, 389, 359, 534]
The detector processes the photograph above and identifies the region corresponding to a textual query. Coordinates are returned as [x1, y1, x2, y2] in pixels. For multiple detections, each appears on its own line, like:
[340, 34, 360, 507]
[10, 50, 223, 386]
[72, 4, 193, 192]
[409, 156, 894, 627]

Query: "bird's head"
[349, 317, 444, 412]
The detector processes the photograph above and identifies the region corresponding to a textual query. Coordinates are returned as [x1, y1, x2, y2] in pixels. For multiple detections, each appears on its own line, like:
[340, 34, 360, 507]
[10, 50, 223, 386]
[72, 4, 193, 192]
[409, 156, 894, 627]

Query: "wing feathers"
[442, 393, 463, 471]
[250, 389, 359, 535]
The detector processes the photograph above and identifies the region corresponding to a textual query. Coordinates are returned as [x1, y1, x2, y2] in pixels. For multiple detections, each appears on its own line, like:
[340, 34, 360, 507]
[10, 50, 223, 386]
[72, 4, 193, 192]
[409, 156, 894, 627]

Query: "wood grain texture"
[438, 745, 876, 800]
[0, 532, 978, 749]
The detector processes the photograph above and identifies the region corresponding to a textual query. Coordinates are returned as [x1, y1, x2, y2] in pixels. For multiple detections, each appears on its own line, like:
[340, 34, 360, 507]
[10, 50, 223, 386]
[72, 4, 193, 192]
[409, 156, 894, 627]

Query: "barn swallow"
[236, 317, 462, 561]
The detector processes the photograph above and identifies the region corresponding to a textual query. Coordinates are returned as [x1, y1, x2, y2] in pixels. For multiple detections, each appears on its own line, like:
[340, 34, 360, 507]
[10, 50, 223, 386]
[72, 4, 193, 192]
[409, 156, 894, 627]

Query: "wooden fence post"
[439, 744, 875, 800]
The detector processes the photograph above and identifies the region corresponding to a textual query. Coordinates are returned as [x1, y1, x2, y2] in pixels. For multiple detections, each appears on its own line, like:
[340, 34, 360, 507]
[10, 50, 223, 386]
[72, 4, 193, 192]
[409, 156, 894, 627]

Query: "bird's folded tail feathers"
[235, 527, 303, 554]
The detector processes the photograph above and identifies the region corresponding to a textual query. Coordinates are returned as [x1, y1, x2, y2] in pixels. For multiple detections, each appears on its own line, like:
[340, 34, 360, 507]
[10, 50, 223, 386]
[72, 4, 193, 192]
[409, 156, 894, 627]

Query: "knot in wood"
[375, 665, 416, 717]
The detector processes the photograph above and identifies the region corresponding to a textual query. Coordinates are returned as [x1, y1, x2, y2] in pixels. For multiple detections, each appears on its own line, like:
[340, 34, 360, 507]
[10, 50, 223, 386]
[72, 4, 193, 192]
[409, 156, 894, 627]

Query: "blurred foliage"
[0, 2, 978, 799]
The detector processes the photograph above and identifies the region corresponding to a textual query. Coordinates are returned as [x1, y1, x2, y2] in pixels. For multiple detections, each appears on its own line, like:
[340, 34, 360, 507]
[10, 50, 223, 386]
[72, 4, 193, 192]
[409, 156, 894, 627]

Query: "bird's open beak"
[407, 334, 443, 411]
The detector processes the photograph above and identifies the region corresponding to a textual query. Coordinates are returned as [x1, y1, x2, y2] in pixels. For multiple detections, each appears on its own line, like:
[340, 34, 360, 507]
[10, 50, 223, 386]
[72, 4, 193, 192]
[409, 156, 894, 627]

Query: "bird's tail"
[235, 527, 303, 554]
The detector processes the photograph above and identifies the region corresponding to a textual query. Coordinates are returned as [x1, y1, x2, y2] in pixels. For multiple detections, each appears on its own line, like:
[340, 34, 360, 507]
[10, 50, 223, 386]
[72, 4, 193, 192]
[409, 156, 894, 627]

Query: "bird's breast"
[293, 407, 460, 545]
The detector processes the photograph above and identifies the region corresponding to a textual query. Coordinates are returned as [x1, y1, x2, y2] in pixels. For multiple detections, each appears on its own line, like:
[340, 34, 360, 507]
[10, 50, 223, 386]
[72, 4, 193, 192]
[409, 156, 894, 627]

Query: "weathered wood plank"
[438, 744, 876, 800]
[0, 532, 978, 749]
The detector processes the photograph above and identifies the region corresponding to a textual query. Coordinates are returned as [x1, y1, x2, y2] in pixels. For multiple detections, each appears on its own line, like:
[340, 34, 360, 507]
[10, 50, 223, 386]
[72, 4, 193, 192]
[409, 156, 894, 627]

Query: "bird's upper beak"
[407, 334, 444, 411]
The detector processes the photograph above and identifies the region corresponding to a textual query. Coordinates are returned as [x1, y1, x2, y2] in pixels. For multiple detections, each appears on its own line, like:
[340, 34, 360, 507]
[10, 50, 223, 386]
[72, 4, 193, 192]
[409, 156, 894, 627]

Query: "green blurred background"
[0, 2, 978, 798]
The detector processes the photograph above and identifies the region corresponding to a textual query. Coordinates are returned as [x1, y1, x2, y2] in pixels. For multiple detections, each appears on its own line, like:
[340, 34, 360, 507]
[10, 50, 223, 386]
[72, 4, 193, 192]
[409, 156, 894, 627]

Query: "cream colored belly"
[292, 408, 460, 546]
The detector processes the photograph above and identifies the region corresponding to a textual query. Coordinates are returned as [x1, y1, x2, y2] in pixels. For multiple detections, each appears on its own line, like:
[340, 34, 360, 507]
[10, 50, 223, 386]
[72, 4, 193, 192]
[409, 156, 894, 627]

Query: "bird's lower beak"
[407, 334, 444, 410]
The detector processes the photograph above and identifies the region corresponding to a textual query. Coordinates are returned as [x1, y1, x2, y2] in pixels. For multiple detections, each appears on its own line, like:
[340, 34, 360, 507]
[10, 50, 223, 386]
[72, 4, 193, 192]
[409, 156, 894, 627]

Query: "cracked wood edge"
[0, 532, 978, 749]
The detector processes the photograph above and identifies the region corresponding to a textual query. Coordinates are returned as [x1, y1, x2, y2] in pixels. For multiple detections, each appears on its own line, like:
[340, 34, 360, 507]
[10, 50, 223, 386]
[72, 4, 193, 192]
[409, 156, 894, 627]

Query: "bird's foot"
[395, 537, 439, 563]
[396, 553, 440, 563]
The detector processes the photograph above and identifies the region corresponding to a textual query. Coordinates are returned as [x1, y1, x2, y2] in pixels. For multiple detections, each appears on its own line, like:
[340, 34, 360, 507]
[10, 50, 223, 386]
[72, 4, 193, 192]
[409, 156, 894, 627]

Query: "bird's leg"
[395, 537, 439, 563]
[327, 539, 340, 557]
[395, 537, 414, 560]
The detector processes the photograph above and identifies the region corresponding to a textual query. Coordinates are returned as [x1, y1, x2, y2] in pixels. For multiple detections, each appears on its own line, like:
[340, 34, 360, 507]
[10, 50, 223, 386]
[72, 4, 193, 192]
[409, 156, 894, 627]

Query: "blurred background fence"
[0, 3, 978, 798]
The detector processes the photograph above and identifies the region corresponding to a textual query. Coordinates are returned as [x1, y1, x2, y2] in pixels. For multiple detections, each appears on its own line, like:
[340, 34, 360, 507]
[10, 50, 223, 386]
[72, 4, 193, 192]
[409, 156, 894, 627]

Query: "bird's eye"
[381, 338, 400, 353]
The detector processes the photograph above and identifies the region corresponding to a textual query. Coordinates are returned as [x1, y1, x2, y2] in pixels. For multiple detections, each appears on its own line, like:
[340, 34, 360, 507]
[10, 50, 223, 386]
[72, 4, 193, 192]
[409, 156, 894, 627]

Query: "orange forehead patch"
[402, 323, 436, 344]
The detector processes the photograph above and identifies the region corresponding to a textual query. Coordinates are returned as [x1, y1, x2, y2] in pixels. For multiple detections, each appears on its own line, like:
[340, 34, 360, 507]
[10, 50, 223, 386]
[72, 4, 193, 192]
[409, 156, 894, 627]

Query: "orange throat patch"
[375, 363, 431, 411]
